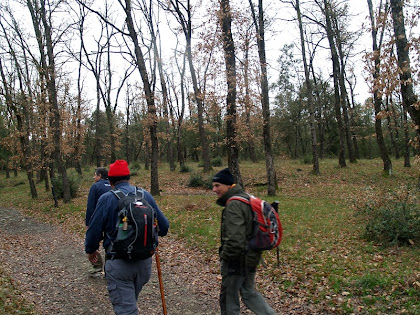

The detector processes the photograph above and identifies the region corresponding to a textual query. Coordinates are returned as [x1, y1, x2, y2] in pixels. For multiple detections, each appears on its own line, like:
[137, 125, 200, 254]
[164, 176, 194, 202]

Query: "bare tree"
[77, 1, 134, 165]
[0, 56, 38, 199]
[77, 5, 106, 167]
[27, 0, 71, 203]
[321, 0, 346, 167]
[141, 1, 175, 171]
[122, 0, 160, 195]
[241, 30, 258, 163]
[332, 11, 357, 164]
[162, 0, 212, 173]
[294, 0, 320, 175]
[367, 0, 393, 175]
[248, 0, 277, 196]
[219, 0, 243, 186]
[171, 46, 188, 169]
[390, 0, 420, 151]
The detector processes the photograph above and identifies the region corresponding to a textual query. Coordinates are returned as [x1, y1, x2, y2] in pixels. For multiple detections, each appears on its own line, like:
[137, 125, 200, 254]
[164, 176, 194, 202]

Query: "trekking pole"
[155, 248, 167, 315]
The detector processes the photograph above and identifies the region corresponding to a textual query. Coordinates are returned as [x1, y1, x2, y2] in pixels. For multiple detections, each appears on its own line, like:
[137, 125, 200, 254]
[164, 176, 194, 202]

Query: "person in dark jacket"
[212, 168, 276, 315]
[85, 167, 111, 275]
[86, 167, 111, 226]
[85, 160, 169, 315]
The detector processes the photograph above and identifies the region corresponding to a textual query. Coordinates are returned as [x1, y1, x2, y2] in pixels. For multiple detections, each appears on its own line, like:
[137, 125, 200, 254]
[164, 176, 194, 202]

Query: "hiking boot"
[89, 270, 104, 278]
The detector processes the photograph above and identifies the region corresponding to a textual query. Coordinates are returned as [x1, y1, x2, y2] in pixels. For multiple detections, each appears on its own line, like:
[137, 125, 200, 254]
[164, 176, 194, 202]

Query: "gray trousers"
[220, 260, 276, 315]
[105, 257, 152, 315]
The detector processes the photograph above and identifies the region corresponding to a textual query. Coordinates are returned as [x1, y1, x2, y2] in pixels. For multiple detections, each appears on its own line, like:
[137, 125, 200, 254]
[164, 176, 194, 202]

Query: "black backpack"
[107, 187, 158, 260]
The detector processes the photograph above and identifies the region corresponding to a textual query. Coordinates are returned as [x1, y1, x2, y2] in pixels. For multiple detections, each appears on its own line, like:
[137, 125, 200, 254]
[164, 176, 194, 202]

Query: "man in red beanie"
[212, 168, 276, 315]
[85, 160, 169, 314]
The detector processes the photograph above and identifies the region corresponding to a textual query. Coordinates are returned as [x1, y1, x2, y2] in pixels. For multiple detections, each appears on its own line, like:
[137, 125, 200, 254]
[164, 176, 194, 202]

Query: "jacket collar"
[217, 184, 244, 207]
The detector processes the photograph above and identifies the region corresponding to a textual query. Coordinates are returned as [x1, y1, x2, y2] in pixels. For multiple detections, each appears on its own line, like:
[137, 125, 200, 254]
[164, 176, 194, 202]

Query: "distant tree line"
[0, 0, 418, 204]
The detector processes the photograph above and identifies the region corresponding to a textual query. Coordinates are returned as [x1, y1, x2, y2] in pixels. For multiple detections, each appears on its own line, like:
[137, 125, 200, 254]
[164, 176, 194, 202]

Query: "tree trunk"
[310, 63, 325, 160]
[385, 96, 400, 159]
[175, 49, 187, 169]
[403, 108, 411, 167]
[34, 0, 71, 203]
[104, 22, 116, 163]
[75, 33, 84, 175]
[150, 23, 175, 172]
[165, 1, 212, 171]
[334, 18, 356, 163]
[249, 0, 277, 195]
[123, 0, 160, 195]
[94, 82, 101, 167]
[323, 0, 346, 167]
[220, 0, 243, 187]
[347, 82, 360, 159]
[295, 0, 320, 175]
[243, 34, 258, 163]
[185, 4, 211, 172]
[367, 0, 393, 175]
[390, 0, 420, 150]
[125, 94, 131, 164]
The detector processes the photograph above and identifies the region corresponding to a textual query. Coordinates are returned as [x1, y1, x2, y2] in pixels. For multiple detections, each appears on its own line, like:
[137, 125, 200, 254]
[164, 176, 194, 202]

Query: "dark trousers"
[220, 260, 276, 315]
[105, 257, 152, 315]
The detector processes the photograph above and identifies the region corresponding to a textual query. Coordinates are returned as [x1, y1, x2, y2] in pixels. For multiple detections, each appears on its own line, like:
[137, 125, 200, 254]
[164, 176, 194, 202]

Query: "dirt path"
[0, 207, 220, 314]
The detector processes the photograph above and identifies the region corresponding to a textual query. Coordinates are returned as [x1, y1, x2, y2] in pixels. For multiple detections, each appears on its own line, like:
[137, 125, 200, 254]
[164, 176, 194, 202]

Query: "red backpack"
[227, 194, 283, 251]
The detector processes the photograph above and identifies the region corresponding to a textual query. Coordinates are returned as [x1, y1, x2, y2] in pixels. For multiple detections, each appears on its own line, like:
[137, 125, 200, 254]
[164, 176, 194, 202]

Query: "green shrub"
[52, 173, 81, 199]
[203, 175, 214, 190]
[188, 173, 204, 187]
[187, 173, 214, 189]
[301, 155, 312, 165]
[180, 164, 192, 173]
[130, 161, 141, 171]
[211, 156, 223, 167]
[356, 185, 420, 245]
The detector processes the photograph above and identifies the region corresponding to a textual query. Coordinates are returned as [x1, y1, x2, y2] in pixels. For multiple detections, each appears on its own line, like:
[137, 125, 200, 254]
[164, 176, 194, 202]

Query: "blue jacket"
[85, 182, 169, 254]
[85, 179, 111, 226]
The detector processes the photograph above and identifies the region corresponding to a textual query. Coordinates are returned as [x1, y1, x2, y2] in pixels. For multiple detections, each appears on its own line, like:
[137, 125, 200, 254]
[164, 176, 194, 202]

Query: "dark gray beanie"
[212, 168, 234, 185]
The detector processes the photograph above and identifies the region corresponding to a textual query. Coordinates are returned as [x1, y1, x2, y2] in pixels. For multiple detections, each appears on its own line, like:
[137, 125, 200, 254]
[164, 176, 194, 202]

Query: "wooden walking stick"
[155, 248, 167, 315]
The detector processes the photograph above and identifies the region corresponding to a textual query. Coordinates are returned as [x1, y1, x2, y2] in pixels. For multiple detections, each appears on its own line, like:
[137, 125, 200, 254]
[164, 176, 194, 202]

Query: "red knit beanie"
[108, 160, 130, 177]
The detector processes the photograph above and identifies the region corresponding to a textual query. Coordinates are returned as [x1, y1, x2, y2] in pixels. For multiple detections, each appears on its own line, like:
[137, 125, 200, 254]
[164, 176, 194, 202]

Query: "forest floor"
[1, 159, 419, 314]
[0, 205, 319, 314]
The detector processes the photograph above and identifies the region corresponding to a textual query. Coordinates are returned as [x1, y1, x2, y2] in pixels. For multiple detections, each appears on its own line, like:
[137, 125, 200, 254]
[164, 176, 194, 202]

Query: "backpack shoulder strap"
[226, 195, 251, 205]
[111, 189, 126, 200]
[111, 187, 144, 200]
[134, 186, 145, 199]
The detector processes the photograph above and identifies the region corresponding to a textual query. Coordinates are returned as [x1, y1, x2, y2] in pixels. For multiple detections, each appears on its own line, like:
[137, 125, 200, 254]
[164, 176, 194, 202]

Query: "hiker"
[85, 167, 111, 275]
[212, 168, 276, 315]
[85, 159, 169, 315]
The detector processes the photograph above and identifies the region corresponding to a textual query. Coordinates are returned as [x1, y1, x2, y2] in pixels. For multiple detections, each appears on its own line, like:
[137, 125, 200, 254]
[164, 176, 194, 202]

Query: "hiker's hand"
[88, 251, 99, 263]
[226, 259, 245, 276]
